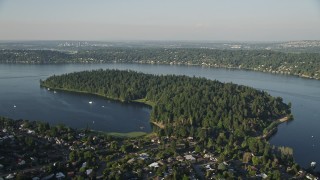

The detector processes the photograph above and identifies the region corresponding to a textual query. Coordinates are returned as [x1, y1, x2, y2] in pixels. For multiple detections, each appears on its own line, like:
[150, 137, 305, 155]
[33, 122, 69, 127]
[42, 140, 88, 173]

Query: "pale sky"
[0, 0, 320, 41]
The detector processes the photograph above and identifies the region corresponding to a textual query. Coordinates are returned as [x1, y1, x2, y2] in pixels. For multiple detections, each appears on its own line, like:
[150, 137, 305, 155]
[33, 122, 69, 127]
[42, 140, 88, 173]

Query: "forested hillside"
[41, 69, 291, 140]
[1, 48, 319, 79]
[0, 50, 71, 63]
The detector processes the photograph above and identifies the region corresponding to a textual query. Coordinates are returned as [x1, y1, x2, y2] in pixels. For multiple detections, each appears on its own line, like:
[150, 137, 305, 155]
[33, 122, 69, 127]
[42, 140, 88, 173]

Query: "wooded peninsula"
[41, 69, 291, 139]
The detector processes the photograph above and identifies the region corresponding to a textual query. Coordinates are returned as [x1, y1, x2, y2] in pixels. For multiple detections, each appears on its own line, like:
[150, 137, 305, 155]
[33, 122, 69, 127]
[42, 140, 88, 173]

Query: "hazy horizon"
[0, 39, 319, 43]
[1, 0, 320, 41]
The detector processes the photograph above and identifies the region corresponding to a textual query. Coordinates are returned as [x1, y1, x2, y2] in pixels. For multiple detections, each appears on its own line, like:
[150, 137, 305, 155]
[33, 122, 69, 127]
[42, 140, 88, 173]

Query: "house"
[251, 166, 258, 171]
[128, 158, 136, 164]
[5, 174, 15, 179]
[306, 173, 319, 180]
[138, 153, 150, 160]
[205, 164, 214, 171]
[306, 175, 312, 180]
[261, 173, 268, 179]
[157, 160, 165, 166]
[56, 172, 65, 179]
[149, 162, 160, 168]
[184, 155, 196, 161]
[18, 159, 26, 166]
[167, 157, 173, 163]
[55, 138, 62, 145]
[45, 136, 53, 142]
[78, 133, 86, 138]
[256, 173, 268, 179]
[210, 157, 218, 162]
[298, 170, 305, 175]
[86, 169, 93, 176]
[204, 153, 213, 159]
[27, 129, 35, 134]
[176, 156, 184, 162]
[30, 157, 36, 161]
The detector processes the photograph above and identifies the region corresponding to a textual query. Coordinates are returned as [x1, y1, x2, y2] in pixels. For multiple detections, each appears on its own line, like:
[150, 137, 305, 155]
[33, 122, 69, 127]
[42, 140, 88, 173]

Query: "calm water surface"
[0, 63, 319, 170]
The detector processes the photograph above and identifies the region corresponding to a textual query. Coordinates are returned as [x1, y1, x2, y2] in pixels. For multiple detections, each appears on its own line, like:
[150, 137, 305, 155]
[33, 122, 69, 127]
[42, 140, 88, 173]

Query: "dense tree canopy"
[41, 69, 291, 140]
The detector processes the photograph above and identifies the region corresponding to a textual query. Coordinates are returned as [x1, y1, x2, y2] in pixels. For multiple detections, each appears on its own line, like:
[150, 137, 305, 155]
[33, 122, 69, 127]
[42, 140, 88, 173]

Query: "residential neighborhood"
[1, 117, 319, 179]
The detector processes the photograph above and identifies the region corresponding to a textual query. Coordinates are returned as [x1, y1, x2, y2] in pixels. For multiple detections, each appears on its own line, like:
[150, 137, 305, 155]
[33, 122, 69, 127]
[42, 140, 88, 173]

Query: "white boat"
[54, 91, 57, 94]
[89, 101, 93, 104]
[47, 88, 50, 90]
[311, 161, 316, 167]
[13, 105, 16, 108]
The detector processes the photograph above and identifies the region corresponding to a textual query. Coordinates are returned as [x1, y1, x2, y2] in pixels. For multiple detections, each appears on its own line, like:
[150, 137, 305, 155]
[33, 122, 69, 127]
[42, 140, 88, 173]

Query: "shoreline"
[261, 116, 292, 140]
[40, 85, 153, 108]
[3, 61, 319, 80]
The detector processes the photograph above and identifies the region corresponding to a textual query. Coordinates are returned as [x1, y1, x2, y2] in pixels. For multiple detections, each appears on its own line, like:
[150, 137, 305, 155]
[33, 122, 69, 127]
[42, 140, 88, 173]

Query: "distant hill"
[1, 47, 319, 79]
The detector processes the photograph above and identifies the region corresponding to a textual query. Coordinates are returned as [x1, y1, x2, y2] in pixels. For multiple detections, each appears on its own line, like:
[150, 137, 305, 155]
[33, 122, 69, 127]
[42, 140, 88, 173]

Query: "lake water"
[0, 63, 319, 170]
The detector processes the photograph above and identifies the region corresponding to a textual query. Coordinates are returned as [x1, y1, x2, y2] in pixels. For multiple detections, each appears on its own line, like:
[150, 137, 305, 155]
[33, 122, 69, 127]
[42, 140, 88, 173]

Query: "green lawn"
[90, 130, 148, 138]
[107, 131, 147, 138]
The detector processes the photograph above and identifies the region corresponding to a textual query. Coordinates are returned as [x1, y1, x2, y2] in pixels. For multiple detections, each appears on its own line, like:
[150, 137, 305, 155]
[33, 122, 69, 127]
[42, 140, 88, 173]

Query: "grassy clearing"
[89, 130, 147, 138]
[107, 131, 147, 138]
